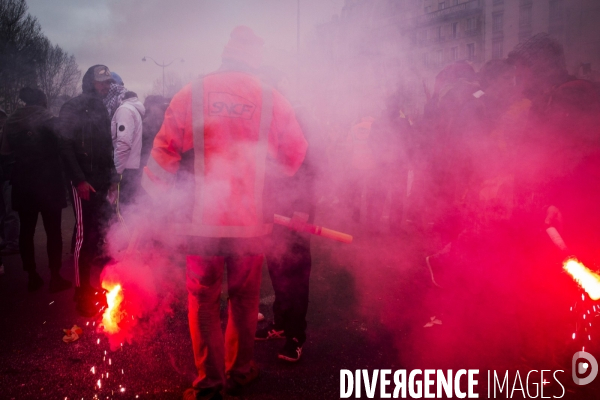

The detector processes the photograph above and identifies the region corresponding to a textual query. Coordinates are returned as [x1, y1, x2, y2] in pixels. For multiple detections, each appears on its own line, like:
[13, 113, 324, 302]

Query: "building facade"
[306, 0, 600, 121]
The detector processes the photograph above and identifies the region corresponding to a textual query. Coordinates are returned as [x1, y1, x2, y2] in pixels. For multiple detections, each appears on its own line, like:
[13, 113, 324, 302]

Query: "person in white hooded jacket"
[111, 90, 145, 206]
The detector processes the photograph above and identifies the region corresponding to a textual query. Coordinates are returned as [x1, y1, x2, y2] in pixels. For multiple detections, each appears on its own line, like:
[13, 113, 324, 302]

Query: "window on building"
[492, 39, 504, 59]
[424, 53, 430, 67]
[493, 0, 504, 4]
[549, 0, 563, 22]
[466, 18, 475, 32]
[437, 49, 444, 64]
[520, 6, 532, 27]
[493, 13, 503, 33]
[467, 43, 475, 61]
[425, 6, 432, 13]
[439, 2, 446, 10]
[450, 46, 458, 61]
[452, 22, 458, 38]
[437, 26, 442, 40]
[452, 0, 458, 5]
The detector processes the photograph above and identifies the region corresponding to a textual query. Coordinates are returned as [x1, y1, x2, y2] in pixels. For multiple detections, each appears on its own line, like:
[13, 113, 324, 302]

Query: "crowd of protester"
[0, 29, 599, 399]
[326, 33, 599, 286]
[316, 32, 600, 373]
[0, 66, 168, 307]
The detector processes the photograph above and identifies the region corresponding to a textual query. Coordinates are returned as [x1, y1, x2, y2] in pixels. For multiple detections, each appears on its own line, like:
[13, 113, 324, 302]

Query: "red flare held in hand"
[563, 258, 600, 301]
[546, 227, 600, 301]
[274, 213, 353, 243]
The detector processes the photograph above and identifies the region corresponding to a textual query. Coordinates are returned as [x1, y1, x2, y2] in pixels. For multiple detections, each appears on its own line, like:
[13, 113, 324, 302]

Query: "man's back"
[202, 71, 271, 226]
[148, 69, 307, 235]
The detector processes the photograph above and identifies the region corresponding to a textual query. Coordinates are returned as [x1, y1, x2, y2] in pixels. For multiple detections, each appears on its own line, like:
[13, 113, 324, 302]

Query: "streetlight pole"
[142, 56, 184, 98]
[297, 0, 300, 53]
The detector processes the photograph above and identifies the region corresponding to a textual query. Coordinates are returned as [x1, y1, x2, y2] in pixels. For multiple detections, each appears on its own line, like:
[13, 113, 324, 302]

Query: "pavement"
[1, 202, 599, 399]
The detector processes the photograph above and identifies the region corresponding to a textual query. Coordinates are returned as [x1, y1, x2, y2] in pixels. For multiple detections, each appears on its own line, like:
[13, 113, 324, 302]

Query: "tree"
[0, 0, 80, 114]
[0, 0, 45, 112]
[36, 38, 81, 114]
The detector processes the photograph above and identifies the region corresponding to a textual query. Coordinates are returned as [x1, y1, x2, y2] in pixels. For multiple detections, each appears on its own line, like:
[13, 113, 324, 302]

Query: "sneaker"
[183, 387, 222, 400]
[27, 272, 44, 292]
[255, 323, 285, 340]
[225, 365, 260, 396]
[49, 275, 72, 293]
[278, 337, 303, 362]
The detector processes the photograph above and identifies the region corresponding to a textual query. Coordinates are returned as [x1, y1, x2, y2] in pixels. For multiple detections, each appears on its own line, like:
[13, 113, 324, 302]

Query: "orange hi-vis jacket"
[142, 70, 308, 238]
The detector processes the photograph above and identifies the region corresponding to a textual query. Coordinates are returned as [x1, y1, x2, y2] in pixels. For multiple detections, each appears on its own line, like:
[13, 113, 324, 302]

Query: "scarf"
[104, 83, 128, 118]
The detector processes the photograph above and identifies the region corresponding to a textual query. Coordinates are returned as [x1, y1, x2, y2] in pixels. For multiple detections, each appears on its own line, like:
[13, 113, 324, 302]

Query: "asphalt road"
[1, 201, 599, 399]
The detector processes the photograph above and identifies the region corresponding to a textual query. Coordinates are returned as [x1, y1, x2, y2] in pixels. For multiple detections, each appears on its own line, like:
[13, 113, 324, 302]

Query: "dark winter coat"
[58, 66, 117, 192]
[4, 106, 67, 211]
[264, 103, 325, 223]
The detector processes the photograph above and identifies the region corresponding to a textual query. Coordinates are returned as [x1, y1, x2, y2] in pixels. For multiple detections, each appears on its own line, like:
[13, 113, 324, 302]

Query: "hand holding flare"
[545, 212, 600, 301]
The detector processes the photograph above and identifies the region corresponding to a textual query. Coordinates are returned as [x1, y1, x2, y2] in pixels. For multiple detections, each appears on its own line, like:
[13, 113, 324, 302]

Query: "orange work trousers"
[186, 238, 264, 390]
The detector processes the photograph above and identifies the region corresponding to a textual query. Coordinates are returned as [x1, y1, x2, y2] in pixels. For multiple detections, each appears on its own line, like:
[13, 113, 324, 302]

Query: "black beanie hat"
[19, 87, 47, 107]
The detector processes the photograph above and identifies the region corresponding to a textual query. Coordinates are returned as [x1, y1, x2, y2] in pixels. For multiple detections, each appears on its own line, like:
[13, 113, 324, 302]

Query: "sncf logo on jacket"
[209, 92, 256, 119]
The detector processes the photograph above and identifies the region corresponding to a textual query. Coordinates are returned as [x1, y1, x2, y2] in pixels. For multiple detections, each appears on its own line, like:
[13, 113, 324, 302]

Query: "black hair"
[19, 87, 47, 107]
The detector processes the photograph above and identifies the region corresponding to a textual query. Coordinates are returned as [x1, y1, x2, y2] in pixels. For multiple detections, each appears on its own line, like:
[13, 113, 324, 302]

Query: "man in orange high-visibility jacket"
[142, 26, 307, 399]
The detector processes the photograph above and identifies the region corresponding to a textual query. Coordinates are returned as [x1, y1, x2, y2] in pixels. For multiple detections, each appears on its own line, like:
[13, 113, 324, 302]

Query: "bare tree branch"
[0, 0, 80, 114]
[0, 0, 45, 112]
[36, 40, 81, 113]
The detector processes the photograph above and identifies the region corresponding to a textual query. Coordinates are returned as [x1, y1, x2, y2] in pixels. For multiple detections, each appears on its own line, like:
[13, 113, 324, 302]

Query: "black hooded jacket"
[58, 65, 117, 191]
[4, 106, 67, 211]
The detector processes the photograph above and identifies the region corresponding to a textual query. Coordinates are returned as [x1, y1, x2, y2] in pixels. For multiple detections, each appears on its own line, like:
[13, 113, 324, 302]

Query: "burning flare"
[563, 258, 600, 301]
[101, 282, 124, 334]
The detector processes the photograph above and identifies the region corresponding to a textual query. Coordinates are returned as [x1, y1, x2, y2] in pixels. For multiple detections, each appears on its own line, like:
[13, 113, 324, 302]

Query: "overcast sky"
[26, 0, 343, 98]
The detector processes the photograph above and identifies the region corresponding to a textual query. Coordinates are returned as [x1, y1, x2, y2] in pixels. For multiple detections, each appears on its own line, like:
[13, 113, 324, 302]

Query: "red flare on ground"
[101, 282, 124, 334]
